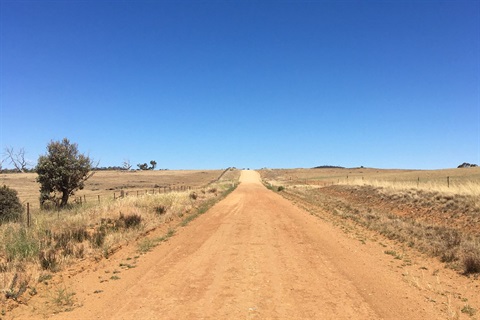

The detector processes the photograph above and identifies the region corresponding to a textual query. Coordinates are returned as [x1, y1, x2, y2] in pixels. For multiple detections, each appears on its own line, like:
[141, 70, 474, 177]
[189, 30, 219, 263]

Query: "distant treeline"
[458, 163, 478, 168]
[93, 166, 169, 171]
[0, 168, 36, 174]
[0, 167, 171, 173]
[312, 165, 346, 169]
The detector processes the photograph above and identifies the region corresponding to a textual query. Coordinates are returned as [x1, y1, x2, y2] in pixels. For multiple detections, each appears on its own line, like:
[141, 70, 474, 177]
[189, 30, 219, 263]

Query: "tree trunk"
[60, 191, 69, 208]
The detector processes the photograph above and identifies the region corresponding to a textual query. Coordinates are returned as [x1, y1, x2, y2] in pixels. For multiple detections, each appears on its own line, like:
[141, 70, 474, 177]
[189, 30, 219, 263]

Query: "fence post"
[27, 202, 30, 228]
[417, 177, 419, 187]
[447, 176, 450, 188]
[114, 192, 116, 200]
[98, 195, 100, 203]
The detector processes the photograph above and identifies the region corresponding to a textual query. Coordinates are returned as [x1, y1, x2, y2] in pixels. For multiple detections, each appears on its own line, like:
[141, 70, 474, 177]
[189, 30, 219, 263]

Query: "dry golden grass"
[261, 167, 480, 196]
[0, 169, 226, 210]
[347, 179, 480, 197]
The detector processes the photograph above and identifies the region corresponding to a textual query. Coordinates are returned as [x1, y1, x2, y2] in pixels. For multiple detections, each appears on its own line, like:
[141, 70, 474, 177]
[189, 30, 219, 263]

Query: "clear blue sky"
[1, 0, 479, 170]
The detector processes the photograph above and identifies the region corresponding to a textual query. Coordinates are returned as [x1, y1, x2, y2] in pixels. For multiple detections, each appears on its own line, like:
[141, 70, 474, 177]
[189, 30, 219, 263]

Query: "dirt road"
[15, 170, 453, 319]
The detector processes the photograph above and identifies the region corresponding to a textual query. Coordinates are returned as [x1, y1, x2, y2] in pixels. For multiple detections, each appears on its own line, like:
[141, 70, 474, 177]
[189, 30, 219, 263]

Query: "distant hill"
[313, 165, 346, 169]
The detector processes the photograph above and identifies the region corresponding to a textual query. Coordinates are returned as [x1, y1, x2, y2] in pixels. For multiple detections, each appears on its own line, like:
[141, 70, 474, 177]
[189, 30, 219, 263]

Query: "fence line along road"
[23, 184, 194, 217]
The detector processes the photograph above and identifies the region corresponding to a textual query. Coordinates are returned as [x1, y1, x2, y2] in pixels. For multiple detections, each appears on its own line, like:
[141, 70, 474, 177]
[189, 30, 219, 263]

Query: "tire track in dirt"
[13, 170, 447, 319]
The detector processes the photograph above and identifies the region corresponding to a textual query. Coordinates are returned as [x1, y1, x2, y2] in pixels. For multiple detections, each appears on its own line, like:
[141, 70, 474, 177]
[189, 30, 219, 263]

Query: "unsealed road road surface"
[47, 170, 444, 319]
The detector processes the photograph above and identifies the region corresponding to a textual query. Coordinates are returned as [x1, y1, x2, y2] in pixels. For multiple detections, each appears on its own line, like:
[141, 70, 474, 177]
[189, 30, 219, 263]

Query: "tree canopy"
[36, 138, 94, 208]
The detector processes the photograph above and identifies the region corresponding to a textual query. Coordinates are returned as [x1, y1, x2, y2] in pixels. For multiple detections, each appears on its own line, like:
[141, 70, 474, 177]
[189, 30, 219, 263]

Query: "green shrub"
[4, 227, 39, 261]
[0, 185, 24, 223]
[277, 186, 285, 192]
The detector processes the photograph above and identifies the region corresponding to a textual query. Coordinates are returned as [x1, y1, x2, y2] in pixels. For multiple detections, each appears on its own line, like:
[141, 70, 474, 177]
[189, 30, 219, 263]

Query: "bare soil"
[8, 171, 479, 319]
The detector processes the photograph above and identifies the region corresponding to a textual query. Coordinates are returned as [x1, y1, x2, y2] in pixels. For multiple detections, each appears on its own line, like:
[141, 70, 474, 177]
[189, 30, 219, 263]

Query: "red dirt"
[8, 171, 479, 319]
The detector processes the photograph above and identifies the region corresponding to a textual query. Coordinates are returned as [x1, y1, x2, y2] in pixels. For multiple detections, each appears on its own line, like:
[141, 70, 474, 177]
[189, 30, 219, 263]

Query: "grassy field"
[0, 169, 227, 210]
[261, 167, 480, 196]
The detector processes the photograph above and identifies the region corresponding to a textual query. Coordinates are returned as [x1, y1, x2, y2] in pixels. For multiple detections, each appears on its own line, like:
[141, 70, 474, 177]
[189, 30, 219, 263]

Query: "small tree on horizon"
[3, 147, 32, 172]
[36, 138, 94, 208]
[149, 160, 157, 170]
[137, 160, 157, 170]
[137, 163, 149, 170]
[122, 159, 132, 170]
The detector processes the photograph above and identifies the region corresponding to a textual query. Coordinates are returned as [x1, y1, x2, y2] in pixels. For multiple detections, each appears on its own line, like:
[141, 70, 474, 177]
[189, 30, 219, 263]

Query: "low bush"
[463, 254, 480, 274]
[39, 249, 58, 271]
[120, 213, 142, 229]
[90, 230, 106, 248]
[189, 192, 198, 200]
[155, 205, 166, 215]
[0, 185, 24, 223]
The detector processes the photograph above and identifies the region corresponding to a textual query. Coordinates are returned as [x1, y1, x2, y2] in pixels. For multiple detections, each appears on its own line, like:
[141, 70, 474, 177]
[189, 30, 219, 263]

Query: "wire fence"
[278, 174, 480, 198]
[22, 184, 195, 227]
[290, 175, 463, 187]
